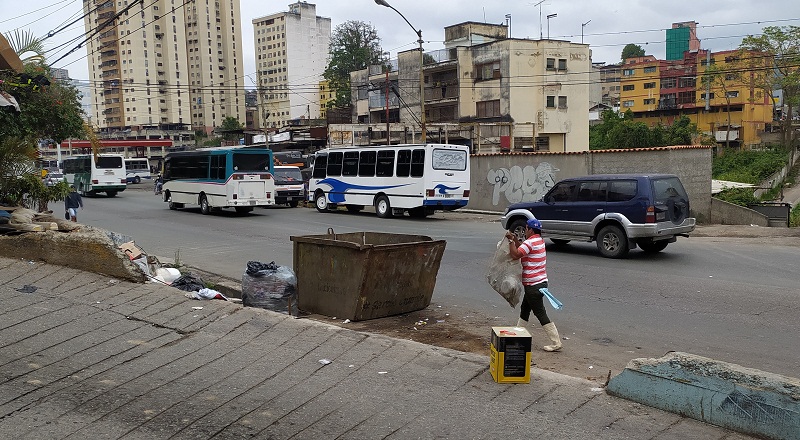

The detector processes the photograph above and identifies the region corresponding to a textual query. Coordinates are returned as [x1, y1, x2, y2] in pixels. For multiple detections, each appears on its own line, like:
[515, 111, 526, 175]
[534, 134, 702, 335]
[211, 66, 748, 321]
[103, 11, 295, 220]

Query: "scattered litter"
[591, 387, 605, 392]
[709, 275, 713, 278]
[318, 359, 332, 365]
[342, 319, 350, 324]
[414, 320, 426, 326]
[191, 306, 204, 310]
[108, 279, 119, 285]
[413, 327, 418, 331]
[154, 267, 181, 284]
[378, 371, 388, 374]
[172, 273, 206, 292]
[348, 365, 354, 368]
[588, 365, 594, 369]
[436, 305, 442, 308]
[563, 337, 570, 340]
[241, 261, 298, 316]
[15, 285, 38, 294]
[185, 288, 228, 301]
[445, 313, 449, 316]
[436, 320, 445, 323]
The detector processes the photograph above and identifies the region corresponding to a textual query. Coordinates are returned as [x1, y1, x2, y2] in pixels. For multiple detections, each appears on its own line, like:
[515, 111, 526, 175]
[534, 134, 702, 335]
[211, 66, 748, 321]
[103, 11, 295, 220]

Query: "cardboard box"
[490, 326, 531, 383]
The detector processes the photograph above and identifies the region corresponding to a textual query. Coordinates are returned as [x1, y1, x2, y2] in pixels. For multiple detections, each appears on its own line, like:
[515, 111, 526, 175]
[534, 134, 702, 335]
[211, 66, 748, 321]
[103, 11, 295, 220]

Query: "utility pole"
[581, 20, 591, 44]
[385, 69, 390, 144]
[533, 0, 545, 40]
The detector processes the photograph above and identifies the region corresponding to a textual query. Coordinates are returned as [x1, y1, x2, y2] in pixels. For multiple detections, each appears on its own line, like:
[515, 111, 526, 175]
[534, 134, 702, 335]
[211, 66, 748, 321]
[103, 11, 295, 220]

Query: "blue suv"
[500, 174, 695, 258]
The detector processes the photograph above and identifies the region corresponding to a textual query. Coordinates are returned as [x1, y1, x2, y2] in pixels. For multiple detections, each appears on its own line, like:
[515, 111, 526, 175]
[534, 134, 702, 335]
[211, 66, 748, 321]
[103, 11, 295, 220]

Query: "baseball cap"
[526, 218, 542, 230]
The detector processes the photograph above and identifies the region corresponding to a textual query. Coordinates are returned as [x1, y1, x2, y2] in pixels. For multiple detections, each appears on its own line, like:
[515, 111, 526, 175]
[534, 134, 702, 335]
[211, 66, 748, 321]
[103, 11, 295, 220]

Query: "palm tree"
[4, 30, 45, 65]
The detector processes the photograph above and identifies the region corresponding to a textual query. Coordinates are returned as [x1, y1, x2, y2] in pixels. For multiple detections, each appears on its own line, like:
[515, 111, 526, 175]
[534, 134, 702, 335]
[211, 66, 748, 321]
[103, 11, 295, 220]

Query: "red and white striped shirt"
[517, 235, 547, 285]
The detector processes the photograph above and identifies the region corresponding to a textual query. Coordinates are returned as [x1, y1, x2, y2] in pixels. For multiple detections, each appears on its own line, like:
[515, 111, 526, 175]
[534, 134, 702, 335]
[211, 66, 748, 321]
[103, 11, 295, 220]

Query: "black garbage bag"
[242, 261, 298, 316]
[246, 260, 278, 275]
[171, 273, 206, 292]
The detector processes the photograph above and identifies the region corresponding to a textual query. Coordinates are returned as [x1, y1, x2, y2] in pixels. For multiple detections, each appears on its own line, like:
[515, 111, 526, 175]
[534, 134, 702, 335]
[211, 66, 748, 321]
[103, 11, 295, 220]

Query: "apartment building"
[82, 0, 245, 136]
[618, 49, 773, 148]
[349, 22, 591, 152]
[252, 2, 330, 129]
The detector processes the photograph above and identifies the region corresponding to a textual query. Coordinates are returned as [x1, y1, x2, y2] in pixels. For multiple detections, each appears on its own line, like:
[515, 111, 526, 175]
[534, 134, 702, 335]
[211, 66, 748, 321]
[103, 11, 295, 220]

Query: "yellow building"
[619, 50, 774, 148]
[319, 80, 335, 119]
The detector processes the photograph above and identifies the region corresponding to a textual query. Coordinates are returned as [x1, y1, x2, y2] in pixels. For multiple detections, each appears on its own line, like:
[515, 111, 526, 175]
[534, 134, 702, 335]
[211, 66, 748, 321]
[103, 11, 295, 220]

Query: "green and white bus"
[162, 147, 276, 215]
[62, 154, 127, 197]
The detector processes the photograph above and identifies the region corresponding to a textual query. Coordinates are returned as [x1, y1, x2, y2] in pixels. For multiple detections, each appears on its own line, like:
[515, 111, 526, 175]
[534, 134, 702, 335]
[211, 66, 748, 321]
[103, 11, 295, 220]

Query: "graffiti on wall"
[487, 163, 559, 206]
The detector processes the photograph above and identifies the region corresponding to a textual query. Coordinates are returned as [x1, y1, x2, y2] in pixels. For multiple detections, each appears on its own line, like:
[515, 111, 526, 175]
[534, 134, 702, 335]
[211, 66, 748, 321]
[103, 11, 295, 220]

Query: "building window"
[643, 66, 657, 73]
[476, 99, 500, 117]
[678, 77, 696, 88]
[534, 136, 550, 151]
[546, 95, 555, 108]
[661, 77, 676, 88]
[476, 62, 501, 80]
[622, 69, 635, 76]
[558, 96, 567, 109]
[726, 91, 739, 98]
[643, 98, 656, 105]
[701, 58, 716, 66]
[678, 91, 696, 104]
[546, 58, 555, 70]
[622, 84, 635, 91]
[558, 58, 567, 71]
[700, 92, 715, 99]
[644, 82, 656, 89]
[622, 100, 635, 107]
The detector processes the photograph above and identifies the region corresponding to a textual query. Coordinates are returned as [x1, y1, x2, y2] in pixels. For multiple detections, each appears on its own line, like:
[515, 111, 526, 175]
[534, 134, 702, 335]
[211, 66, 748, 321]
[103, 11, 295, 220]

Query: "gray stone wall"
[468, 146, 713, 222]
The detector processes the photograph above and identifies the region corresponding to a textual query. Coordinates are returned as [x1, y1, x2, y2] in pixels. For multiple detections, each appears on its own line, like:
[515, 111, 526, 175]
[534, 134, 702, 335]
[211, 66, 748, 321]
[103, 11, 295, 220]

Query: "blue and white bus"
[62, 154, 127, 197]
[124, 158, 151, 183]
[308, 143, 470, 218]
[162, 147, 276, 214]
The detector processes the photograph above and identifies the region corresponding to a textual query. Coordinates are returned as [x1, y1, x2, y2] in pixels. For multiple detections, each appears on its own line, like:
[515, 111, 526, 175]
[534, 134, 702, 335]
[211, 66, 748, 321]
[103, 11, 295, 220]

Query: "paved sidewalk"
[0, 257, 756, 439]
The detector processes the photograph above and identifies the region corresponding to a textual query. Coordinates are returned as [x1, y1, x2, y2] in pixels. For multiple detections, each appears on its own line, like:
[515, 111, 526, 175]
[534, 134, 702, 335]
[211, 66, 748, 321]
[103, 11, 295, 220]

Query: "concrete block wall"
[469, 146, 713, 222]
[710, 198, 769, 226]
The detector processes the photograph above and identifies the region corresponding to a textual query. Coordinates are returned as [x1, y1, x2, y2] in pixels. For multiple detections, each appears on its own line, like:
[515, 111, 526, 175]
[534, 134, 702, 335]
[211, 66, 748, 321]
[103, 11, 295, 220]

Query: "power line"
[0, 0, 74, 25]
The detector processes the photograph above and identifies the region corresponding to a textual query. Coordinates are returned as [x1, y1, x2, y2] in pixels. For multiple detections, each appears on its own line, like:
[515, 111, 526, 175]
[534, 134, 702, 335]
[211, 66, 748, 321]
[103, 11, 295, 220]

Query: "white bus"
[124, 158, 152, 183]
[62, 154, 127, 197]
[308, 143, 470, 218]
[162, 147, 276, 215]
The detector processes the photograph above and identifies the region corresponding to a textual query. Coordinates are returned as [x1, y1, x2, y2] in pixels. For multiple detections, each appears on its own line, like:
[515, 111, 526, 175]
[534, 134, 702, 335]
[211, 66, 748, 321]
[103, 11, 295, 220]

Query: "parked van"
[273, 166, 305, 207]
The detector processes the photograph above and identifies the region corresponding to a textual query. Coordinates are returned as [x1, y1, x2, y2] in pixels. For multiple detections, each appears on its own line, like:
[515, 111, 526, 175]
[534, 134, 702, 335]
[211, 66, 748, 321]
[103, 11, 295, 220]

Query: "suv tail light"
[646, 205, 655, 223]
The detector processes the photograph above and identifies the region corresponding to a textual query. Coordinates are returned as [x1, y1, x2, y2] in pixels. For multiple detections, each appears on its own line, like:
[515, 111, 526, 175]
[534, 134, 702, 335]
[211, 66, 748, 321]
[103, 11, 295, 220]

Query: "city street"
[80, 185, 800, 382]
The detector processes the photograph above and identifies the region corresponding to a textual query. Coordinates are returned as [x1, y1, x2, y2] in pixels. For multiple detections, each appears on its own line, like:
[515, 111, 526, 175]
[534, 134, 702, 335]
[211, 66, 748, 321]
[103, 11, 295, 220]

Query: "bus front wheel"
[200, 195, 211, 215]
[314, 192, 329, 212]
[375, 195, 392, 218]
[134, 176, 141, 184]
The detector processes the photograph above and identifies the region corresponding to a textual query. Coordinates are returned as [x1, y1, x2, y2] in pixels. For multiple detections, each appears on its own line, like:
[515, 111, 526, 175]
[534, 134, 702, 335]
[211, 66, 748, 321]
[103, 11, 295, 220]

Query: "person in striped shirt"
[505, 218, 563, 352]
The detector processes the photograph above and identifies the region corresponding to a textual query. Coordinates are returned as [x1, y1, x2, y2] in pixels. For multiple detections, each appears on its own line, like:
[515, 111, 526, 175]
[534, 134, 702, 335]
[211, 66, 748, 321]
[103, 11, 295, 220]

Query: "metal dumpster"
[290, 229, 446, 321]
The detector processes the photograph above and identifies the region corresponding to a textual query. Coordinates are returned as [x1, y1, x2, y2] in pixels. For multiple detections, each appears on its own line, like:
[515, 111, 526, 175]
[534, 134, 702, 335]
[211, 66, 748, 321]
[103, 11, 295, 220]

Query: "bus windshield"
[232, 153, 271, 172]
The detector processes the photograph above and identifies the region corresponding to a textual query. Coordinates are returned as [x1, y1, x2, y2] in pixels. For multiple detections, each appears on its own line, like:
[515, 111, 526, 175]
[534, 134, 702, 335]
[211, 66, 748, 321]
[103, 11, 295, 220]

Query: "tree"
[4, 30, 45, 65]
[740, 26, 800, 151]
[0, 64, 85, 143]
[621, 43, 645, 61]
[589, 110, 699, 150]
[219, 116, 243, 141]
[324, 21, 385, 108]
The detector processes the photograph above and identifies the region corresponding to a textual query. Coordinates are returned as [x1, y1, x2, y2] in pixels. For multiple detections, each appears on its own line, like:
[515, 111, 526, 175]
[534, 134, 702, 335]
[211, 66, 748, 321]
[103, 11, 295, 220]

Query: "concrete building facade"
[347, 22, 591, 153]
[252, 2, 330, 129]
[82, 0, 245, 136]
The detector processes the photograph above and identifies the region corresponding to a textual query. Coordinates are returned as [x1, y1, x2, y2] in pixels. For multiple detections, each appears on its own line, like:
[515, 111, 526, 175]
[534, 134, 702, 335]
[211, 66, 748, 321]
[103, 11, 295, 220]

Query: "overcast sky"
[3, 0, 800, 87]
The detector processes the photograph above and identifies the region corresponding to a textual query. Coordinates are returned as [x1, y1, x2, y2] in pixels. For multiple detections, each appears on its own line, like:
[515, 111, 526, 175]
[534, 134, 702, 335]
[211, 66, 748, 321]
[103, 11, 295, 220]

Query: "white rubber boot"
[542, 322, 563, 352]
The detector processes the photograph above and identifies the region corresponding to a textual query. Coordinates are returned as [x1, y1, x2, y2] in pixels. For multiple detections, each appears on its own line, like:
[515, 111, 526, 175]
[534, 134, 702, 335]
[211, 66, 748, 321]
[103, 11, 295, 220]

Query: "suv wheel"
[509, 219, 528, 242]
[596, 225, 629, 258]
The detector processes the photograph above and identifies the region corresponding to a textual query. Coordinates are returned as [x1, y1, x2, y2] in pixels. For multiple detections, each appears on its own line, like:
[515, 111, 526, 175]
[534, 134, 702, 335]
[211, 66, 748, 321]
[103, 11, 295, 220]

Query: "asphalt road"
[79, 185, 800, 382]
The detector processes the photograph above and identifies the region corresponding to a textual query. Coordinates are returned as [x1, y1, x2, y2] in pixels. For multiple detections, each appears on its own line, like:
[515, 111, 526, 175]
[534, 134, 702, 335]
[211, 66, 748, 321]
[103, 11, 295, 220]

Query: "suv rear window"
[651, 177, 688, 203]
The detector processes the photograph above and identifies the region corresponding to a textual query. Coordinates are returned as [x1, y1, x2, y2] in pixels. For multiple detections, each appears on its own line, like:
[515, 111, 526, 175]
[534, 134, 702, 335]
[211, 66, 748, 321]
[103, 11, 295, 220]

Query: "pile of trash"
[0, 207, 80, 233]
[107, 231, 227, 301]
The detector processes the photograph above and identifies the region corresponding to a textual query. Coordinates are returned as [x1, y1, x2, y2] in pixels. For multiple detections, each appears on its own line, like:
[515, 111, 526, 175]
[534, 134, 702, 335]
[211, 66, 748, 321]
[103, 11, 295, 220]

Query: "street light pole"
[375, 0, 426, 143]
[532, 0, 545, 40]
[547, 13, 557, 40]
[581, 19, 591, 44]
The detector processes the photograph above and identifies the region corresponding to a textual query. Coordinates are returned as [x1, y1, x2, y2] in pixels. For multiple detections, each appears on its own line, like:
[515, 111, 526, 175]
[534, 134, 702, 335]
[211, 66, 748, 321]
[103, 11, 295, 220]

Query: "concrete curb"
[607, 351, 800, 440]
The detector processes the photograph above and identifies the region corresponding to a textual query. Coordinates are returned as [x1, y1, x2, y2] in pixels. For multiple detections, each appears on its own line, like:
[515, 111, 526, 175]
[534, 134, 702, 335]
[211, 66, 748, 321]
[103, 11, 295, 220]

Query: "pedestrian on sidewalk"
[505, 218, 563, 352]
[64, 185, 83, 222]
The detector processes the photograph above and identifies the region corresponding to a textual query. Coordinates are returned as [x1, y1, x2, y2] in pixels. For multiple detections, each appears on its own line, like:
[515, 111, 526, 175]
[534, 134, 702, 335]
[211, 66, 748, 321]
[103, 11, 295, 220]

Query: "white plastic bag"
[486, 236, 524, 308]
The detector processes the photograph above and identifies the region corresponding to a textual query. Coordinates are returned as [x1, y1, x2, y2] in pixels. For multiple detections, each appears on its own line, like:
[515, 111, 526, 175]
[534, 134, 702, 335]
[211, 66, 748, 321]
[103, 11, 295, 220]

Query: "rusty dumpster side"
[290, 231, 446, 321]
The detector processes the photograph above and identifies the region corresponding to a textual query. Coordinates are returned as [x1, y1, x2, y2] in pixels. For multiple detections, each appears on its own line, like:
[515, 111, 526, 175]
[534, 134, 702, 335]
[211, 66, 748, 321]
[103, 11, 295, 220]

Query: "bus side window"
[359, 151, 376, 177]
[327, 152, 343, 176]
[396, 150, 411, 177]
[312, 154, 327, 178]
[410, 149, 425, 177]
[342, 151, 359, 176]
[376, 150, 395, 177]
